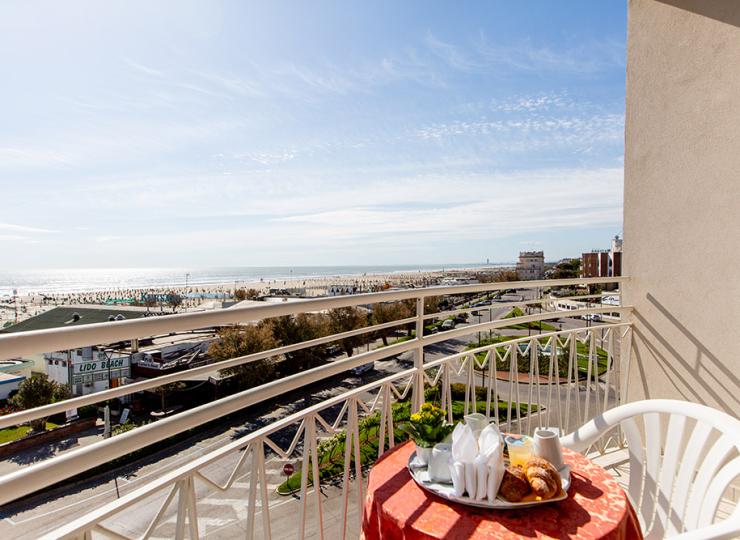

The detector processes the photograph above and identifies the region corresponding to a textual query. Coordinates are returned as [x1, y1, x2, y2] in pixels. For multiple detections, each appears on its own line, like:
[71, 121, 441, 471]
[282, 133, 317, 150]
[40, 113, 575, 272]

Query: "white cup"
[464, 413, 489, 437]
[533, 429, 564, 470]
[429, 443, 452, 483]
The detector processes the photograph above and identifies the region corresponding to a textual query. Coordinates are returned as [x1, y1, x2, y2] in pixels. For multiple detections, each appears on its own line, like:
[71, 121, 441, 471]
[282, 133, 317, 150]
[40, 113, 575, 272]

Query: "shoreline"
[0, 264, 513, 297]
[0, 265, 515, 327]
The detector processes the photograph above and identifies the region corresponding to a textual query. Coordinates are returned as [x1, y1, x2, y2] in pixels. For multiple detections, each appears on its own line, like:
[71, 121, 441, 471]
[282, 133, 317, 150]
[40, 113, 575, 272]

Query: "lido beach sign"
[73, 354, 130, 375]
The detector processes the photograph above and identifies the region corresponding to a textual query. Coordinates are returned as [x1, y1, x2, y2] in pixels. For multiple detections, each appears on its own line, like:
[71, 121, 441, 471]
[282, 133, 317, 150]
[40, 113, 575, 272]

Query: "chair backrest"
[560, 399, 740, 539]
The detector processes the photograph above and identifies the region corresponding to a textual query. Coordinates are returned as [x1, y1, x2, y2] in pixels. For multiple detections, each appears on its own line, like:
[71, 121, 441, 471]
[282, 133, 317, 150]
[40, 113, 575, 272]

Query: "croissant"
[498, 465, 531, 502]
[523, 457, 561, 499]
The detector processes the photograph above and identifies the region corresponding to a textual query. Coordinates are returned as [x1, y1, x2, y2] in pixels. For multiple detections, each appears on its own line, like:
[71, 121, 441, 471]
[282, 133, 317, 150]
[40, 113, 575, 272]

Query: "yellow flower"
[410, 413, 422, 423]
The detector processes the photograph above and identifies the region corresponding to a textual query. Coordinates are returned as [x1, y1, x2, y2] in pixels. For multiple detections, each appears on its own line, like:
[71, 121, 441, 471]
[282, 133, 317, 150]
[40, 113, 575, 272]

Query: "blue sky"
[0, 1, 626, 269]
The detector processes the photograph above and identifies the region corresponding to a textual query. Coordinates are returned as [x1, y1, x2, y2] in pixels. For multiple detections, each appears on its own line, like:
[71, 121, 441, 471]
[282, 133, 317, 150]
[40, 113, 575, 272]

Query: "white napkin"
[477, 425, 504, 502]
[449, 423, 478, 497]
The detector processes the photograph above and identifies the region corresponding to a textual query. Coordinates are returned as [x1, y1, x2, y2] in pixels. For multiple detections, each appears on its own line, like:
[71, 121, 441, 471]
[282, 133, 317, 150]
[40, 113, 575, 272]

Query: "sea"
[0, 264, 511, 296]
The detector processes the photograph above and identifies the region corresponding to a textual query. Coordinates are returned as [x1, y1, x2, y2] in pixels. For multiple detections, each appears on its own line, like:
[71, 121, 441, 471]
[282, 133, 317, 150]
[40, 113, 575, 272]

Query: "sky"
[0, 1, 627, 269]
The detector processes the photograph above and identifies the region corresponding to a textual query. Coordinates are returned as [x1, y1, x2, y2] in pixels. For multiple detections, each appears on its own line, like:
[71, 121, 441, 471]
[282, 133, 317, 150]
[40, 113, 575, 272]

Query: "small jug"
[533, 429, 564, 470]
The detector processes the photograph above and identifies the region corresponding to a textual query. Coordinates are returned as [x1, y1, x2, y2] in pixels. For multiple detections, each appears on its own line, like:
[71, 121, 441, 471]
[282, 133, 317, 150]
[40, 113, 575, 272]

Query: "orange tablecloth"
[362, 441, 642, 540]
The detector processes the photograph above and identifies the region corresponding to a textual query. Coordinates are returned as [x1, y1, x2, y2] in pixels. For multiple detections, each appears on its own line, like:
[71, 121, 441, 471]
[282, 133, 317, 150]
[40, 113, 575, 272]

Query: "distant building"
[516, 251, 545, 280]
[582, 251, 610, 278]
[0, 305, 216, 396]
[46, 347, 131, 396]
[0, 305, 149, 334]
[0, 358, 34, 377]
[129, 335, 215, 378]
[0, 373, 25, 401]
[582, 235, 623, 287]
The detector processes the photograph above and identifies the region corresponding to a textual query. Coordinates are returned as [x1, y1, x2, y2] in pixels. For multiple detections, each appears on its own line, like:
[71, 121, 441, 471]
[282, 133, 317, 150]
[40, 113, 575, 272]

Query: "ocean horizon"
[0, 263, 514, 296]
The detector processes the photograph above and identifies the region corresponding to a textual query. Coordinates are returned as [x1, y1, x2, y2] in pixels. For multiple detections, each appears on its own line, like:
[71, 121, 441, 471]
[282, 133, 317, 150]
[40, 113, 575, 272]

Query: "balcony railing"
[0, 277, 628, 539]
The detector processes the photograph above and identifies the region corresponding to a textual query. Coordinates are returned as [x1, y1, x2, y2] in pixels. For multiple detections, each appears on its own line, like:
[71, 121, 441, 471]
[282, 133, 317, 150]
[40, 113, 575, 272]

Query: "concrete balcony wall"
[623, 0, 740, 414]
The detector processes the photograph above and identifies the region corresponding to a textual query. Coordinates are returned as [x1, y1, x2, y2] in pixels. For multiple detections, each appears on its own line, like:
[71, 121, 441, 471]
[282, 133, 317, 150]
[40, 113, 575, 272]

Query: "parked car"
[440, 319, 456, 331]
[351, 362, 374, 375]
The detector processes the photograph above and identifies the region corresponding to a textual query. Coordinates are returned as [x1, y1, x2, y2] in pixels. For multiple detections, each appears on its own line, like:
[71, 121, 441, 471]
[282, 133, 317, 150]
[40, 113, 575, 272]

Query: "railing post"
[412, 297, 425, 413]
[174, 476, 199, 540]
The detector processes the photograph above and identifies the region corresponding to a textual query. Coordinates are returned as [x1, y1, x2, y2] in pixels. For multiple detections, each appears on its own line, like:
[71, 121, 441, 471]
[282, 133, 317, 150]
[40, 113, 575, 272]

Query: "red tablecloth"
[362, 441, 642, 540]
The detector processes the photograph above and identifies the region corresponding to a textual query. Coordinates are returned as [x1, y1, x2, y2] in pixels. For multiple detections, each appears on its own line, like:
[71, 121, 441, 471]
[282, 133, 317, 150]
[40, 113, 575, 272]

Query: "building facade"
[46, 347, 131, 396]
[623, 0, 740, 415]
[516, 251, 545, 280]
[581, 235, 623, 279]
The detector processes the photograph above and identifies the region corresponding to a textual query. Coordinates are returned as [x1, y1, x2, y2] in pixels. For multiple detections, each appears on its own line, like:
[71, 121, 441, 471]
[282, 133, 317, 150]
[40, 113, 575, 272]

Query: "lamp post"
[477, 312, 482, 346]
[488, 307, 492, 340]
[102, 347, 116, 438]
[538, 288, 542, 335]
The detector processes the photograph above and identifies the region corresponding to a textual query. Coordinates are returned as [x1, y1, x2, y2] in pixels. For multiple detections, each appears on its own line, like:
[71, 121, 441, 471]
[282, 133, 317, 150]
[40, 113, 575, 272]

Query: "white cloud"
[0, 234, 29, 242]
[122, 57, 164, 78]
[490, 92, 574, 113]
[475, 34, 625, 74]
[412, 113, 624, 148]
[57, 166, 621, 245]
[425, 32, 479, 72]
[0, 223, 58, 234]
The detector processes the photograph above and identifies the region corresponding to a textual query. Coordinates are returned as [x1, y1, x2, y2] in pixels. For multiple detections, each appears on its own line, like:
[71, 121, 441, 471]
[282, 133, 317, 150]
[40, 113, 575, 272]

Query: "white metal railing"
[0, 277, 628, 538]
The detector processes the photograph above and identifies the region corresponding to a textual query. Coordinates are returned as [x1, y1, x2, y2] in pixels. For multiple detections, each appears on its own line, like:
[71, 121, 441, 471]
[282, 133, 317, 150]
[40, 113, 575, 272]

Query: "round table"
[362, 441, 642, 540]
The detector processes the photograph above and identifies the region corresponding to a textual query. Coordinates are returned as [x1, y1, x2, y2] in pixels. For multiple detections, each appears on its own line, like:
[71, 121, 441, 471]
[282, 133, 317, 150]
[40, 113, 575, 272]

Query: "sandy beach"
[0, 266, 508, 328]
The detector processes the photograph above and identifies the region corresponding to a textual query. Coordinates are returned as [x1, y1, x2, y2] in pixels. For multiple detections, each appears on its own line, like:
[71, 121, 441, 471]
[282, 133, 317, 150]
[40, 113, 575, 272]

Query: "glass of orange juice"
[505, 435, 533, 467]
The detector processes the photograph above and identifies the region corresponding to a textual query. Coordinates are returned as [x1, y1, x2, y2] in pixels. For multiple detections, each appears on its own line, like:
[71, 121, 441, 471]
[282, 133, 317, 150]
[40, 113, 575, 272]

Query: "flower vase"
[415, 444, 433, 465]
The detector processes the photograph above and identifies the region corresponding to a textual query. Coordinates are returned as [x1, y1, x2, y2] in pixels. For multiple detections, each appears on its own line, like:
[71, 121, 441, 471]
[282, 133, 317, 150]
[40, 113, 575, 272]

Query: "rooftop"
[0, 305, 149, 334]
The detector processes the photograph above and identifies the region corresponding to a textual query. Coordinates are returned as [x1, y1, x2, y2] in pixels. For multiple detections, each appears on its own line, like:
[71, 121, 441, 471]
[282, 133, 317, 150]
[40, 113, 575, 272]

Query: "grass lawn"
[377, 335, 413, 348]
[0, 422, 59, 444]
[501, 307, 559, 332]
[466, 335, 609, 377]
[276, 396, 532, 495]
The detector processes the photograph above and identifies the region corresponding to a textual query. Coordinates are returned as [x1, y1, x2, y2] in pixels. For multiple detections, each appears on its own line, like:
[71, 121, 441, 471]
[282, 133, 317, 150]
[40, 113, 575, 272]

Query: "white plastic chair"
[560, 399, 740, 539]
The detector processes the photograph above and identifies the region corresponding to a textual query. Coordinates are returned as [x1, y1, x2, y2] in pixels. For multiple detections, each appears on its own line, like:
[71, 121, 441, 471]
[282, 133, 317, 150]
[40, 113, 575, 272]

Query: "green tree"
[209, 323, 279, 389]
[234, 288, 247, 301]
[496, 270, 520, 282]
[371, 302, 409, 346]
[10, 373, 70, 432]
[234, 288, 260, 301]
[166, 291, 183, 312]
[424, 296, 441, 315]
[548, 258, 581, 279]
[327, 307, 367, 357]
[269, 313, 330, 372]
[143, 293, 158, 311]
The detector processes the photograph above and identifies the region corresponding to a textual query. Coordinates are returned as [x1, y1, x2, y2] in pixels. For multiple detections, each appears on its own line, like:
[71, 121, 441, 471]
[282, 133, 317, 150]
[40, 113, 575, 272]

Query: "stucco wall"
[623, 0, 740, 415]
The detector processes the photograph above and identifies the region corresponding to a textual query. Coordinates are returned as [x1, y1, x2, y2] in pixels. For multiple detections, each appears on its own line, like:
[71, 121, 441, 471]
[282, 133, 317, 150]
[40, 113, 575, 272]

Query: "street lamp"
[102, 347, 116, 439]
[488, 307, 492, 340]
[477, 312, 482, 345]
